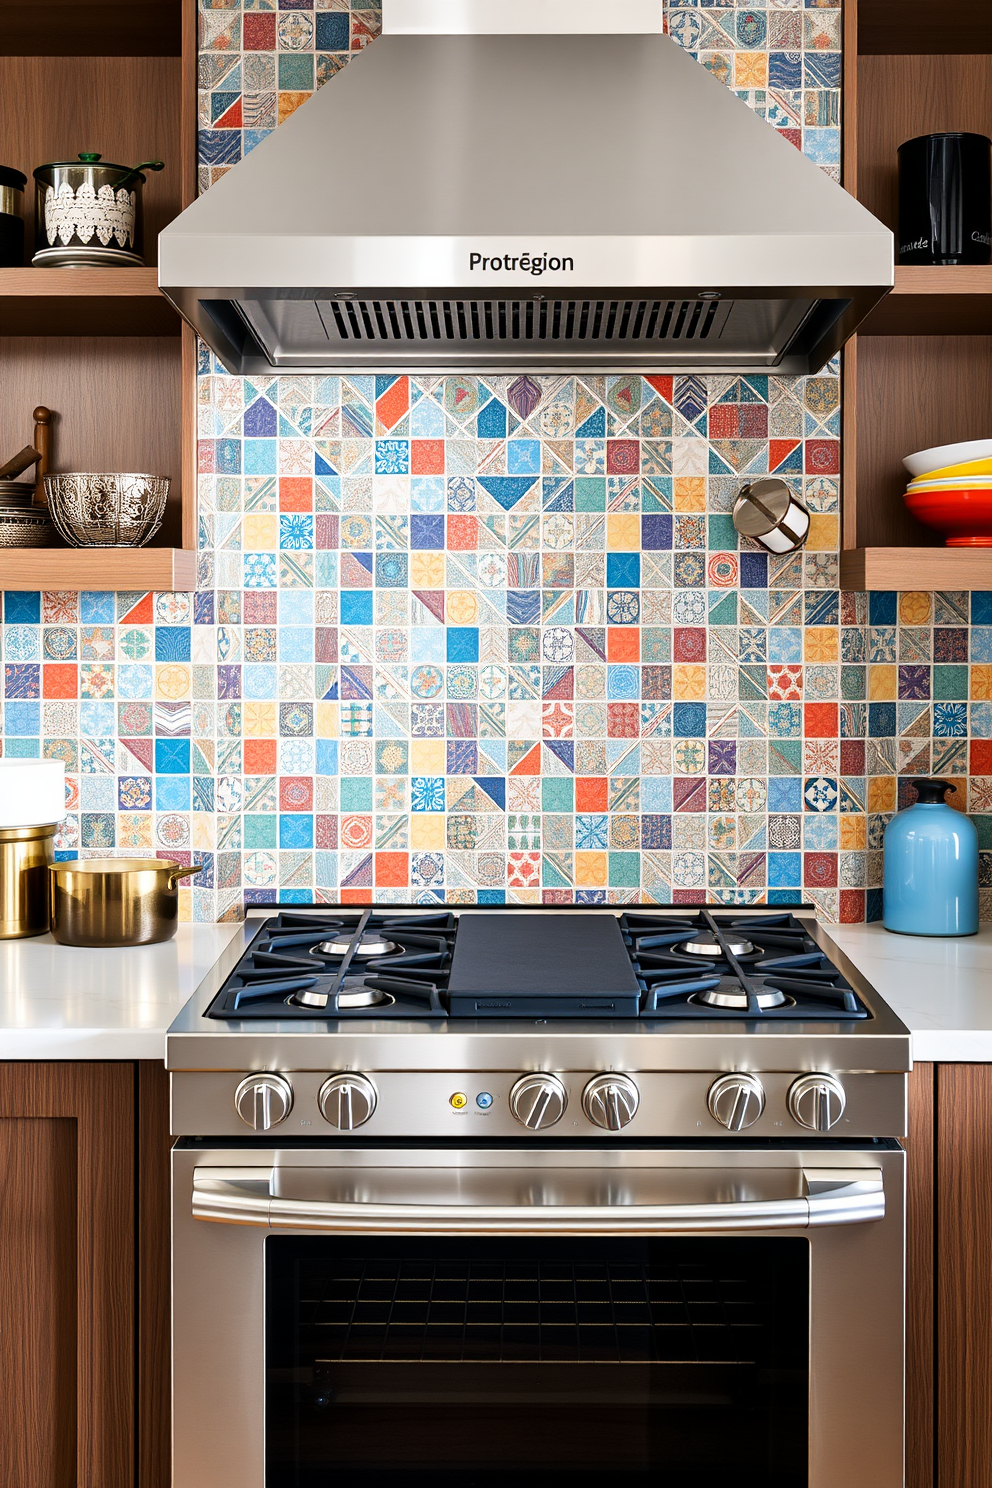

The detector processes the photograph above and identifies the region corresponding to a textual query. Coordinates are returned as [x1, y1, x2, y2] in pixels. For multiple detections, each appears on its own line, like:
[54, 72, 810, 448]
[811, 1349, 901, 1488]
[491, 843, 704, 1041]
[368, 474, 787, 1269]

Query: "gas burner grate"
[206, 909, 455, 1020]
[619, 910, 869, 1020]
[299, 1259, 761, 1366]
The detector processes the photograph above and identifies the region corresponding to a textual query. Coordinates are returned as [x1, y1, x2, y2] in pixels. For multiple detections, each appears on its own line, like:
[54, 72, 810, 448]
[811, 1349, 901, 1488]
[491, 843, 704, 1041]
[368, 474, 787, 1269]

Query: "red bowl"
[904, 487, 992, 546]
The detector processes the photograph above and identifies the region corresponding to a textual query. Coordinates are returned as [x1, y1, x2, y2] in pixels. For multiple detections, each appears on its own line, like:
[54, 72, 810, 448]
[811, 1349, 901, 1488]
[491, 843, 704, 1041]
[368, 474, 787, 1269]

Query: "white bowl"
[903, 439, 992, 478]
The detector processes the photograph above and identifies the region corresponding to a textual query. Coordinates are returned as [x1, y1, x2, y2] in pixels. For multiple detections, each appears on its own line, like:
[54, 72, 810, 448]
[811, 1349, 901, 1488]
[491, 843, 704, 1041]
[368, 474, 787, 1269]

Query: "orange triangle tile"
[121, 593, 153, 624]
[510, 742, 542, 776]
[215, 99, 243, 130]
[376, 376, 410, 432]
[645, 375, 674, 404]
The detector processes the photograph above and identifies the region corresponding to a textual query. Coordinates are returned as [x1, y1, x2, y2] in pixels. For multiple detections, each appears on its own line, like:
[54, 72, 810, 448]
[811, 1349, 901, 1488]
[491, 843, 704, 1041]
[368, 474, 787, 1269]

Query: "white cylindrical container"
[0, 758, 66, 827]
[0, 760, 66, 938]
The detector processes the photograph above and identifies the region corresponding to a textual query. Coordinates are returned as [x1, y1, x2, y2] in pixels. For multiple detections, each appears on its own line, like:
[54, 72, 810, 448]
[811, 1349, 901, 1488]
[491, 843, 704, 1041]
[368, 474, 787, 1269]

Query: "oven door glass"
[266, 1235, 809, 1488]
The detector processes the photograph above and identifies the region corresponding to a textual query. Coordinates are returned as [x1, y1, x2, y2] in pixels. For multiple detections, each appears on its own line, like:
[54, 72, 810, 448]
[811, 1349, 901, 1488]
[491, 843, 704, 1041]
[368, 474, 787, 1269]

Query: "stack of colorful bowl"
[903, 440, 992, 546]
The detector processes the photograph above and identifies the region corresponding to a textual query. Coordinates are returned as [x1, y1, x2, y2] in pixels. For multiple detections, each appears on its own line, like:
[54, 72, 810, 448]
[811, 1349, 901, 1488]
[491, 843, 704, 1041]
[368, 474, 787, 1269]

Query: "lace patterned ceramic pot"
[32, 154, 164, 268]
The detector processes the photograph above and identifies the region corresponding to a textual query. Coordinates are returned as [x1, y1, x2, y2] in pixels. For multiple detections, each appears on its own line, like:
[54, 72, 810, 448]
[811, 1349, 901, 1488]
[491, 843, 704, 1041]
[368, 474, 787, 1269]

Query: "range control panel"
[171, 1068, 907, 1140]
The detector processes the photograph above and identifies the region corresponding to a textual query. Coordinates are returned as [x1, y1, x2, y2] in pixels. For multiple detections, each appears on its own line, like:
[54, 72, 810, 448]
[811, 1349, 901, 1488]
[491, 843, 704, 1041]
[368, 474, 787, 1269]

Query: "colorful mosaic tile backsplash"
[5, 1, 992, 922]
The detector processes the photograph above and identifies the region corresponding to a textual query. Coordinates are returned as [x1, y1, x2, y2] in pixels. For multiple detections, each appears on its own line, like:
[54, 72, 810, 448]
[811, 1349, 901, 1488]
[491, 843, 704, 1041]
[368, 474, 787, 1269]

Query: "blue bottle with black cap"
[883, 778, 979, 936]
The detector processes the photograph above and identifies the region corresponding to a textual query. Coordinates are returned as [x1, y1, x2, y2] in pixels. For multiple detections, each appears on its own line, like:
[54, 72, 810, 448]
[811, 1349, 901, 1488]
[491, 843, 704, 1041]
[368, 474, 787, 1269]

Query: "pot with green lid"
[32, 153, 164, 268]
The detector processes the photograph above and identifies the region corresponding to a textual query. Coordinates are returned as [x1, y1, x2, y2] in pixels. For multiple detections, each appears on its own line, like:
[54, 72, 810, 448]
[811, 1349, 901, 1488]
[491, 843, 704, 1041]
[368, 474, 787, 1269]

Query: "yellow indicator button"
[450, 1092, 468, 1110]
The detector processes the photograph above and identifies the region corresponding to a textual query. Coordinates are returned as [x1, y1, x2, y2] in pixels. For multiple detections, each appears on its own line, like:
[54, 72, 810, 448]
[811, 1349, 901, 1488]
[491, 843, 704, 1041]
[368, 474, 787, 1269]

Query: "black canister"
[0, 166, 26, 267]
[898, 132, 992, 266]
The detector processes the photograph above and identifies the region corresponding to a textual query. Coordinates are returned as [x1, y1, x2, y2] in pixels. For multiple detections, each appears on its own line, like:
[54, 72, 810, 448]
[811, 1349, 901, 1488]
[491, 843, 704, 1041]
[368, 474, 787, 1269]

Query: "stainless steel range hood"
[159, 0, 893, 376]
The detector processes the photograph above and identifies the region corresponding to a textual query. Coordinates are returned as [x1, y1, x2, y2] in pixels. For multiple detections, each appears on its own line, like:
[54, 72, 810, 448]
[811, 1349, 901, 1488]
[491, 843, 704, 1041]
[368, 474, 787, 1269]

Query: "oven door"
[172, 1143, 904, 1488]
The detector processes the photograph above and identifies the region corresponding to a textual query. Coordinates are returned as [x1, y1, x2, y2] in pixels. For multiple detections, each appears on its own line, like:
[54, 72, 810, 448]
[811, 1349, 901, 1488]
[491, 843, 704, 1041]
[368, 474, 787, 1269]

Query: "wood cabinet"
[906, 1062, 992, 1488]
[841, 2, 992, 589]
[0, 0, 197, 591]
[0, 1061, 171, 1488]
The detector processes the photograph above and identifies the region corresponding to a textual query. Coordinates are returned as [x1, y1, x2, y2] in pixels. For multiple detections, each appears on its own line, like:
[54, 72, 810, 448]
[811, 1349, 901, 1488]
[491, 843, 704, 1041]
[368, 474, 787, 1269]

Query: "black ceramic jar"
[0, 165, 26, 267]
[898, 132, 992, 266]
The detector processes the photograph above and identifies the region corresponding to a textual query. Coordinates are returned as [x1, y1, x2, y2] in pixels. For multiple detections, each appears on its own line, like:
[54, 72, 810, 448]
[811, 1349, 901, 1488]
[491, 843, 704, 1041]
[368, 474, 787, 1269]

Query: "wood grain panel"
[937, 1063, 992, 1488]
[0, 56, 181, 265]
[906, 1064, 935, 1488]
[839, 546, 992, 590]
[0, 1116, 77, 1488]
[138, 1061, 173, 1488]
[0, 268, 180, 336]
[0, 335, 184, 545]
[858, 56, 992, 235]
[0, 0, 182, 56]
[853, 335, 992, 548]
[858, 0, 992, 55]
[0, 1063, 134, 1487]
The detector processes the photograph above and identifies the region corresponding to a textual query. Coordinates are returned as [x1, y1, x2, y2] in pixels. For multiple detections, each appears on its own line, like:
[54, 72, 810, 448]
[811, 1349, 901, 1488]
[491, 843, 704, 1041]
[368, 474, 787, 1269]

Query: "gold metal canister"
[0, 824, 57, 938]
[49, 857, 203, 948]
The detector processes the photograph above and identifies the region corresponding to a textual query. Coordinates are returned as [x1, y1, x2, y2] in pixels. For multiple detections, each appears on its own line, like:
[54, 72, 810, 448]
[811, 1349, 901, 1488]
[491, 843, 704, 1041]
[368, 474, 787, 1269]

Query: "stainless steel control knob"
[319, 1072, 378, 1130]
[582, 1073, 640, 1131]
[509, 1073, 568, 1131]
[788, 1073, 846, 1132]
[707, 1073, 766, 1131]
[234, 1073, 293, 1132]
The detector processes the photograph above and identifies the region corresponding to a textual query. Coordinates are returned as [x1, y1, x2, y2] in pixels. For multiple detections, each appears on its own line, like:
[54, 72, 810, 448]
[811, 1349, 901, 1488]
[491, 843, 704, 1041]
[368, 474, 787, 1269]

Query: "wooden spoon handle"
[33, 406, 52, 507]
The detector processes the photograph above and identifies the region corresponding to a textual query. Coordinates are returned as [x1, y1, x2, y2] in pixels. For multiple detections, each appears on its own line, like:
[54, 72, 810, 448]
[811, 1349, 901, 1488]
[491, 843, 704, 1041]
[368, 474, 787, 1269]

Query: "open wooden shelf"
[839, 3, 992, 588]
[863, 267, 992, 336]
[0, 0, 198, 589]
[0, 545, 197, 592]
[0, 268, 179, 336]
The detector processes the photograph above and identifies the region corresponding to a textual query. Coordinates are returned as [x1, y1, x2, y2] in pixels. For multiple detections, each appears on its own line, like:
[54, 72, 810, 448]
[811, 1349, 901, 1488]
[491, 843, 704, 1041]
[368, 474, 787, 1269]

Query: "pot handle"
[116, 159, 166, 190]
[169, 862, 204, 888]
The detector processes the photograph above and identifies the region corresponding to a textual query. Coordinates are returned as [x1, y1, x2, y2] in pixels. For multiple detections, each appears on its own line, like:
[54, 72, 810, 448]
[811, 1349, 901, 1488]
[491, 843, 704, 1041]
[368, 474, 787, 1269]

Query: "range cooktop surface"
[203, 906, 870, 1023]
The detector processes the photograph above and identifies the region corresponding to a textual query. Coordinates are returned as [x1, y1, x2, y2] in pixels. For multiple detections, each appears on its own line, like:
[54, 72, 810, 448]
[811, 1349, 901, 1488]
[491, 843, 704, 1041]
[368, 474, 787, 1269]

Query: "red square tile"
[840, 739, 865, 775]
[279, 776, 313, 812]
[411, 439, 444, 474]
[804, 702, 838, 738]
[576, 777, 608, 812]
[607, 628, 640, 662]
[674, 627, 706, 662]
[606, 439, 639, 475]
[315, 628, 338, 663]
[279, 477, 312, 511]
[447, 514, 478, 550]
[805, 439, 840, 475]
[607, 702, 640, 737]
[244, 739, 277, 774]
[243, 12, 275, 49]
[804, 852, 838, 889]
[971, 740, 992, 774]
[316, 815, 338, 849]
[543, 889, 574, 905]
[375, 851, 409, 887]
[767, 664, 803, 701]
[43, 663, 77, 698]
[839, 889, 865, 923]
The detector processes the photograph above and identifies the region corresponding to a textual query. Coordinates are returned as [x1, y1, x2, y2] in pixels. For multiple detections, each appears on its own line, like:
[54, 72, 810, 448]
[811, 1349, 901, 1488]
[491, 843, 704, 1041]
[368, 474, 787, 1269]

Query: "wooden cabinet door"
[0, 1063, 134, 1488]
[937, 1064, 992, 1488]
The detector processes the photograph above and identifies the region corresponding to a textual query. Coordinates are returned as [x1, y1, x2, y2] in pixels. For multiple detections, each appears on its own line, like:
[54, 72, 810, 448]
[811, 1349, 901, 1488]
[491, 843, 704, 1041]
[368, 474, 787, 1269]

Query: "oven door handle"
[191, 1166, 884, 1232]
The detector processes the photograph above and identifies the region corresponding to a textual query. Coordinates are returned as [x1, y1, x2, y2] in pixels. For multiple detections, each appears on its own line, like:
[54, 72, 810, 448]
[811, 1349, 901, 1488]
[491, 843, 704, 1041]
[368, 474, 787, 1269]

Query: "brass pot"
[0, 824, 57, 939]
[49, 857, 203, 948]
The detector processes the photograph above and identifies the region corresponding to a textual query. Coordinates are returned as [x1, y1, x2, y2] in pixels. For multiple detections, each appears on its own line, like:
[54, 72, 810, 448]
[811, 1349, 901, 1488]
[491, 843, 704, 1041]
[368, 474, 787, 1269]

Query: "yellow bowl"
[916, 456, 992, 482]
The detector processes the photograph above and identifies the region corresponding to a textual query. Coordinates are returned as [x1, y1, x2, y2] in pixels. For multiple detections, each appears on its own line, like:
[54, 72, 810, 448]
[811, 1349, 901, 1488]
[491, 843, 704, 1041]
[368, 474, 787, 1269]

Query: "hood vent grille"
[229, 292, 824, 371]
[316, 296, 733, 345]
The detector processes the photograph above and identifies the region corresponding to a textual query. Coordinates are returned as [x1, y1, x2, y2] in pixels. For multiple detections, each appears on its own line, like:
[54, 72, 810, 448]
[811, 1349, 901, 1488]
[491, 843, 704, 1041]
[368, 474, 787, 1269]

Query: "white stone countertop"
[0, 923, 241, 1060]
[0, 916, 989, 1063]
[825, 921, 992, 1063]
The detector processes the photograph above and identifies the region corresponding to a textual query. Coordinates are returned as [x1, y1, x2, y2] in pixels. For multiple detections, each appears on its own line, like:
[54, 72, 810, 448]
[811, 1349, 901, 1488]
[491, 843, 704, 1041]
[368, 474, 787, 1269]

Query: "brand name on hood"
[470, 252, 575, 276]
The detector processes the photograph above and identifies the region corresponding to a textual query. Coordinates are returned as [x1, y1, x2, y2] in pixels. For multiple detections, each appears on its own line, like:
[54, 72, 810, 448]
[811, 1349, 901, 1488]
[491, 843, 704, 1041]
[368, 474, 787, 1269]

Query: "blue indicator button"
[476, 1092, 494, 1110]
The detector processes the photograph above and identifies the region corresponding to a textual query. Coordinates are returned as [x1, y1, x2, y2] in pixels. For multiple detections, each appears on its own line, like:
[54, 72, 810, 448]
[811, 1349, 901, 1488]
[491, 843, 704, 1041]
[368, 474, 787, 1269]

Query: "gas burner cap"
[678, 931, 755, 958]
[310, 932, 398, 959]
[288, 978, 394, 1011]
[690, 985, 794, 1012]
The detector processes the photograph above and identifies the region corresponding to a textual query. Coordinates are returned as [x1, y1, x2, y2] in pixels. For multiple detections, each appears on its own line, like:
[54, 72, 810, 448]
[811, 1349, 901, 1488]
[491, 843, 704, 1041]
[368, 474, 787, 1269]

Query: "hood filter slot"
[317, 296, 730, 345]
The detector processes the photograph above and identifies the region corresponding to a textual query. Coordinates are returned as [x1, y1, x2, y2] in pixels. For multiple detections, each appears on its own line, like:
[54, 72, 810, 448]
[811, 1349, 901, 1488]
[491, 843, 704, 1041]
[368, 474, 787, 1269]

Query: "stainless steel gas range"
[168, 905, 910, 1488]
